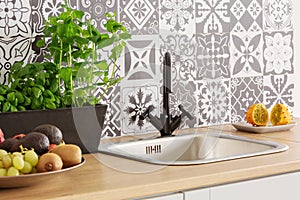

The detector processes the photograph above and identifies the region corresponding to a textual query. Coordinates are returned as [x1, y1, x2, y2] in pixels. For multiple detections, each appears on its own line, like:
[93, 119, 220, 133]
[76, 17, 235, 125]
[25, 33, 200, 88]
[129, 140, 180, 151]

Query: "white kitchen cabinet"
[138, 192, 183, 200]
[210, 171, 300, 200]
[183, 188, 210, 200]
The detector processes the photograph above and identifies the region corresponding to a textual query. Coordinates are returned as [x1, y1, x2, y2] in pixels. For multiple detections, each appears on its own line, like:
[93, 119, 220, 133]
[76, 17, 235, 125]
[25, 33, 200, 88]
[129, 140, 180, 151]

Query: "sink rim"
[98, 132, 289, 166]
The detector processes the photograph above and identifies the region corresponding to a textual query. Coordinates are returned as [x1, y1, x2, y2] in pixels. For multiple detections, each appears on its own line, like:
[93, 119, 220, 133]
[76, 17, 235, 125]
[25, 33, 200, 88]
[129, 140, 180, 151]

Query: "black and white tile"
[230, 0, 263, 32]
[120, 0, 159, 35]
[230, 32, 263, 77]
[196, 0, 230, 33]
[0, 0, 295, 137]
[263, 31, 293, 75]
[231, 76, 264, 123]
[263, 0, 293, 31]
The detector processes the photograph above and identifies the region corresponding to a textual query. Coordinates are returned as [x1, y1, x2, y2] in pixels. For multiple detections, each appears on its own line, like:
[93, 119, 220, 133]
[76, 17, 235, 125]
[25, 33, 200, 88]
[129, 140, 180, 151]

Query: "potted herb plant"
[0, 4, 131, 153]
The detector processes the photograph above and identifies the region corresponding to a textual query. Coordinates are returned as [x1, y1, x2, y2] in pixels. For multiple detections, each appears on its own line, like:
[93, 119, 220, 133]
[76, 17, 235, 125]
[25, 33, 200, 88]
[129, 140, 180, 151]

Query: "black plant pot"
[0, 104, 107, 154]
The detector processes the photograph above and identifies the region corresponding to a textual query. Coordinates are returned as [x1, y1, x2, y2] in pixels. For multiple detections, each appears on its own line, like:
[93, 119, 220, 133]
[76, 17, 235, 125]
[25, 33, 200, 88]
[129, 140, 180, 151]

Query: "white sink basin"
[98, 132, 288, 165]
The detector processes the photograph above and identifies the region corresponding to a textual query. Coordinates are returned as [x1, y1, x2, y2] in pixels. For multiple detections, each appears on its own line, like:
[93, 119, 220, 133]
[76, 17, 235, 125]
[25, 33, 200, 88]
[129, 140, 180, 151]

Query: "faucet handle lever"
[178, 105, 193, 120]
[139, 105, 155, 120]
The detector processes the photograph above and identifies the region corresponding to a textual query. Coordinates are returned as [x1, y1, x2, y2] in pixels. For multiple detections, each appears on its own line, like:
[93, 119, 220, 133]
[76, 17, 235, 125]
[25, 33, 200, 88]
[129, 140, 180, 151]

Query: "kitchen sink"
[98, 131, 288, 165]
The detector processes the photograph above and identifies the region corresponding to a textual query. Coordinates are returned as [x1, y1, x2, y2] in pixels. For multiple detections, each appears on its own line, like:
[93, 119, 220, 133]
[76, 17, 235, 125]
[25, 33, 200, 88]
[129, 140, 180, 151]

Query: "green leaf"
[2, 101, 11, 112]
[119, 32, 131, 40]
[110, 44, 124, 60]
[36, 72, 46, 85]
[10, 105, 18, 112]
[17, 106, 26, 111]
[60, 67, 72, 83]
[36, 39, 46, 48]
[32, 87, 42, 98]
[95, 61, 109, 70]
[7, 92, 15, 103]
[15, 92, 24, 104]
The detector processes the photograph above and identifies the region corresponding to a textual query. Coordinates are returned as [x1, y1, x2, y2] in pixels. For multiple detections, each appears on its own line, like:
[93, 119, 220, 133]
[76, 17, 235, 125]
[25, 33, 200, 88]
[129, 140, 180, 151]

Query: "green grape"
[0, 161, 3, 168]
[2, 154, 12, 169]
[12, 152, 23, 158]
[12, 155, 24, 170]
[7, 166, 19, 176]
[20, 161, 32, 174]
[24, 150, 39, 167]
[0, 149, 8, 159]
[0, 168, 7, 176]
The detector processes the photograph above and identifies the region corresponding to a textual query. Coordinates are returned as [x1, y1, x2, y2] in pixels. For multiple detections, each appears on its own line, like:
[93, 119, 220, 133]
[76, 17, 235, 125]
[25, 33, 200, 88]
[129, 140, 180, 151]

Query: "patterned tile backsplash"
[0, 0, 294, 138]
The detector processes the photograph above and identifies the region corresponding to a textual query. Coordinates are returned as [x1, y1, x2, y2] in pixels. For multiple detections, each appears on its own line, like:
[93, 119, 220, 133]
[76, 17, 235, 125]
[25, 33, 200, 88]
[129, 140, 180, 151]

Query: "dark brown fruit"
[21, 132, 50, 155]
[36, 153, 63, 172]
[33, 124, 63, 145]
[0, 138, 19, 152]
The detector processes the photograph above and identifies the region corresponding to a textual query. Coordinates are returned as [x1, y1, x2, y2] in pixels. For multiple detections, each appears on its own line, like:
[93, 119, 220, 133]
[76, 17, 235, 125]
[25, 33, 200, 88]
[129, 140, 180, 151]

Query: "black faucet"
[139, 52, 193, 137]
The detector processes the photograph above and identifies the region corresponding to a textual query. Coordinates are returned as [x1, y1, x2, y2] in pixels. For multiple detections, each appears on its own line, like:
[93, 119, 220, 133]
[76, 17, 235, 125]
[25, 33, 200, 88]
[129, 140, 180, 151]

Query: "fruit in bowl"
[245, 103, 292, 126]
[0, 124, 83, 176]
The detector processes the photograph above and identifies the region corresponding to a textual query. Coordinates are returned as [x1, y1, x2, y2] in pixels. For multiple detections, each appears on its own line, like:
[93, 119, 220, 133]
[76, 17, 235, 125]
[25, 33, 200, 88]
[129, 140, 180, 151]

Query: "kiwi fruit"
[33, 124, 63, 145]
[21, 132, 50, 155]
[36, 153, 63, 172]
[49, 144, 82, 168]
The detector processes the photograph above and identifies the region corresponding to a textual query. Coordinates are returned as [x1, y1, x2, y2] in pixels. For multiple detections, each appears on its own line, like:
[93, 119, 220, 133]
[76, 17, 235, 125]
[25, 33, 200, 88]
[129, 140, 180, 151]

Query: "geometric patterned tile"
[264, 74, 294, 110]
[196, 0, 230, 33]
[101, 86, 122, 138]
[160, 0, 195, 33]
[0, 0, 31, 38]
[231, 76, 264, 123]
[230, 32, 263, 77]
[230, 0, 263, 32]
[197, 79, 230, 126]
[195, 33, 230, 80]
[263, 31, 293, 75]
[263, 0, 293, 31]
[120, 0, 159, 35]
[123, 35, 159, 81]
[79, 0, 117, 33]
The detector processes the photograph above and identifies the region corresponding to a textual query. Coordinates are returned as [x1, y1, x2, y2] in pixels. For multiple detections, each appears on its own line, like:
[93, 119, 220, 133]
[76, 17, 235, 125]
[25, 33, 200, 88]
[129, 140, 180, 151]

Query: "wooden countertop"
[1, 119, 300, 199]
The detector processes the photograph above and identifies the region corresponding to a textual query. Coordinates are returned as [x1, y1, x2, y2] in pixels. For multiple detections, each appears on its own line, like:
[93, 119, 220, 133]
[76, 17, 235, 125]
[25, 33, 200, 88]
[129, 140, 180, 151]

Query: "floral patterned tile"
[79, 0, 117, 33]
[0, 37, 34, 84]
[196, 0, 230, 33]
[160, 0, 195, 33]
[230, 0, 263, 32]
[170, 80, 197, 128]
[31, 0, 78, 36]
[230, 32, 263, 77]
[120, 0, 159, 35]
[231, 76, 264, 123]
[263, 0, 293, 31]
[264, 74, 294, 111]
[159, 33, 196, 82]
[197, 79, 230, 126]
[263, 31, 293, 75]
[121, 84, 159, 135]
[195, 33, 230, 80]
[0, 0, 31, 38]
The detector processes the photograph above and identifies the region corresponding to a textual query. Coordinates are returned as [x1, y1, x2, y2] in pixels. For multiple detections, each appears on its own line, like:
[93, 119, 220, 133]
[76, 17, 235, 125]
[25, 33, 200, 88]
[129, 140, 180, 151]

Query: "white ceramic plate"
[232, 122, 297, 133]
[0, 157, 85, 188]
